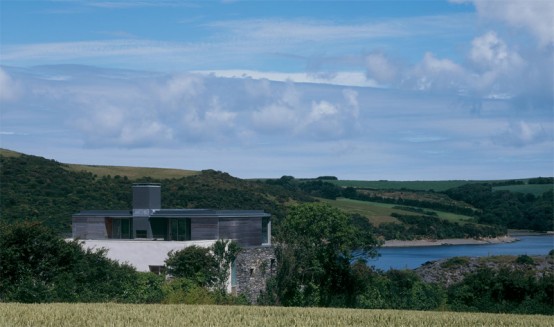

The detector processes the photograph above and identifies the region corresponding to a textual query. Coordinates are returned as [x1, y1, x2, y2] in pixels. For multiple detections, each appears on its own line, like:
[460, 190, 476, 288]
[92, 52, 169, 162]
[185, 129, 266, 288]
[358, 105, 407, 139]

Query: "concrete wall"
[234, 246, 276, 304]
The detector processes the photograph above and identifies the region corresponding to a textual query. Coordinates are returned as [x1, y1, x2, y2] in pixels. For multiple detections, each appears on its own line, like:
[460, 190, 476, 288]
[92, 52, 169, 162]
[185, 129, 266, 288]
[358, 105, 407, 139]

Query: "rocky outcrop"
[415, 255, 554, 287]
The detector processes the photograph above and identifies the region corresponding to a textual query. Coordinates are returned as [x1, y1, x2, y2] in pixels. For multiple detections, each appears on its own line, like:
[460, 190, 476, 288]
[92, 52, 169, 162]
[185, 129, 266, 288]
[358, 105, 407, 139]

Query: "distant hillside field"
[492, 184, 553, 196]
[1, 303, 551, 327]
[65, 163, 199, 180]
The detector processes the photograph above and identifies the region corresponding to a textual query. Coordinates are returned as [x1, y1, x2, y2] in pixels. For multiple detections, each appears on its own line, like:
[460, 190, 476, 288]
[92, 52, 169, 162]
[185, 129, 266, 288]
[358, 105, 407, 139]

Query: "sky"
[0, 0, 553, 180]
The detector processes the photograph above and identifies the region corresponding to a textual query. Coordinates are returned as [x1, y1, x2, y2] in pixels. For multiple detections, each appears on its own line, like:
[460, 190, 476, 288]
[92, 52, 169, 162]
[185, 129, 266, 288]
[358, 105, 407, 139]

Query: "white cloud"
[493, 121, 550, 147]
[469, 31, 524, 71]
[365, 53, 398, 84]
[0, 68, 21, 101]
[251, 104, 298, 132]
[471, 0, 554, 47]
[406, 52, 467, 91]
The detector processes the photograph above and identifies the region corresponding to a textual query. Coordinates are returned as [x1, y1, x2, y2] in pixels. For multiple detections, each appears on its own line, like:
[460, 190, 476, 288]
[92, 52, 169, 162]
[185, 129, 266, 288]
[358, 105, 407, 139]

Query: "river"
[367, 235, 554, 270]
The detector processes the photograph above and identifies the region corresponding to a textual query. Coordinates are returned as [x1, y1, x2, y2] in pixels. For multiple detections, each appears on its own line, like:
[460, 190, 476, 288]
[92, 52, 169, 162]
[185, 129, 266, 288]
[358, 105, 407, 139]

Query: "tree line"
[2, 207, 552, 315]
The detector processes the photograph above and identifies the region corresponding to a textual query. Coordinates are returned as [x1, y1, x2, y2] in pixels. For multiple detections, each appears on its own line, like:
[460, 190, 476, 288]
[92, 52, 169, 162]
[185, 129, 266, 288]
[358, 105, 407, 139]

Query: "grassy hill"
[2, 148, 551, 237]
[0, 149, 311, 235]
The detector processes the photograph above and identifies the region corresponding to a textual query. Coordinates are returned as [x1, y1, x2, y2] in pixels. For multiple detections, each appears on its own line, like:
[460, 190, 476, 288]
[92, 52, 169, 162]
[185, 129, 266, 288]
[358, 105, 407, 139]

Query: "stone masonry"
[234, 246, 276, 304]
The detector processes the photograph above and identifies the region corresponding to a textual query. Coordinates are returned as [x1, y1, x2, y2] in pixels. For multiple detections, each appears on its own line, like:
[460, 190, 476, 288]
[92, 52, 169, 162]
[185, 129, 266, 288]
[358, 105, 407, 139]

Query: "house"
[72, 183, 271, 247]
[71, 183, 275, 302]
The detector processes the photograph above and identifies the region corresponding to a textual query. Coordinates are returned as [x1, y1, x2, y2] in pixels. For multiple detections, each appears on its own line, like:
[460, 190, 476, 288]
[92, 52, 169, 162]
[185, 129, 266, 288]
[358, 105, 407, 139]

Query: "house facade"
[72, 183, 275, 303]
[72, 183, 271, 247]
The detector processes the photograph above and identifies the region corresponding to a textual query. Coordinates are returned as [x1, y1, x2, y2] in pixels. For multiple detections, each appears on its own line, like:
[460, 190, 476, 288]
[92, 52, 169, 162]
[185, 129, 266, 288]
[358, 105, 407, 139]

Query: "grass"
[319, 198, 475, 226]
[0, 148, 23, 158]
[1, 303, 552, 327]
[329, 180, 487, 192]
[64, 163, 199, 180]
[493, 184, 553, 196]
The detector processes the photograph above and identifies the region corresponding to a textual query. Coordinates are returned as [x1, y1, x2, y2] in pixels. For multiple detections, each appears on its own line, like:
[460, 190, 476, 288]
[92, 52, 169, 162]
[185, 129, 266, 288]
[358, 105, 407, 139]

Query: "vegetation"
[165, 239, 240, 293]
[445, 183, 553, 231]
[2, 304, 553, 327]
[268, 203, 380, 307]
[0, 221, 163, 303]
[1, 149, 553, 318]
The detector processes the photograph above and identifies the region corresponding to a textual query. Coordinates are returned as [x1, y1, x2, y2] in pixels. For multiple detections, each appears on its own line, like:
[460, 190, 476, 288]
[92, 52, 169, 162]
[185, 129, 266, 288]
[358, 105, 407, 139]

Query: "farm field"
[65, 164, 199, 180]
[320, 198, 474, 226]
[329, 179, 488, 191]
[493, 184, 553, 196]
[1, 303, 551, 327]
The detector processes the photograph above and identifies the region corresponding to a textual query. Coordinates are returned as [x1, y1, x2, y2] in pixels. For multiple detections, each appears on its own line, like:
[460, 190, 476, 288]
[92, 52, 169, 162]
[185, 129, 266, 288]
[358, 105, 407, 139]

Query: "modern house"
[71, 183, 275, 302]
[72, 183, 271, 247]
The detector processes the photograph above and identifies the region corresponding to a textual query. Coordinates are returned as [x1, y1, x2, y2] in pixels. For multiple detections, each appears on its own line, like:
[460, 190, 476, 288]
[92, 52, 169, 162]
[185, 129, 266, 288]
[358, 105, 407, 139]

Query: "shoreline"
[382, 235, 518, 248]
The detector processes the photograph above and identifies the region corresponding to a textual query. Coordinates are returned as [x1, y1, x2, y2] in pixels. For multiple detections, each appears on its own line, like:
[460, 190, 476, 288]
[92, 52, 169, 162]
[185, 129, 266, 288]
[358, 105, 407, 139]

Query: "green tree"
[212, 239, 241, 293]
[275, 203, 380, 306]
[165, 246, 218, 287]
[0, 221, 157, 303]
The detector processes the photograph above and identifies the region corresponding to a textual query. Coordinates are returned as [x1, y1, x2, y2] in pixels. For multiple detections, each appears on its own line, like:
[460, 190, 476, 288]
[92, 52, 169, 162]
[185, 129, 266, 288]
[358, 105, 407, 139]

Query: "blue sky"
[1, 0, 553, 180]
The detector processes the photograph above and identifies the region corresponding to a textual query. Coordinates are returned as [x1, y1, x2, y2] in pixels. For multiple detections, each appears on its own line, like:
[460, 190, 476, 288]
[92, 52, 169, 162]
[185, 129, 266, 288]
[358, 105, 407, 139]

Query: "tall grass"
[1, 304, 552, 327]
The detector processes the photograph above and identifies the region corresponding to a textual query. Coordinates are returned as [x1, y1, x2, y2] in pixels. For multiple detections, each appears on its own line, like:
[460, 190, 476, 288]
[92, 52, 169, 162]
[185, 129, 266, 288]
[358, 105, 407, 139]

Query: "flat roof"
[73, 209, 270, 218]
[73, 210, 132, 217]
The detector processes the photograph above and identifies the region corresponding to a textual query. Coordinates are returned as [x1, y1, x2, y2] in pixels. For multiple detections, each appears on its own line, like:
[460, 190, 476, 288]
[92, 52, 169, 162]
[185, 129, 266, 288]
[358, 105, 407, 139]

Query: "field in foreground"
[1, 304, 552, 327]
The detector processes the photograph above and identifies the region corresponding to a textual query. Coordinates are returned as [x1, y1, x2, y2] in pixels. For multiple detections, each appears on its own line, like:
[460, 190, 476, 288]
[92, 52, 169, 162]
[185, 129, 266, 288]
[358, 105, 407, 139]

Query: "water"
[367, 235, 554, 270]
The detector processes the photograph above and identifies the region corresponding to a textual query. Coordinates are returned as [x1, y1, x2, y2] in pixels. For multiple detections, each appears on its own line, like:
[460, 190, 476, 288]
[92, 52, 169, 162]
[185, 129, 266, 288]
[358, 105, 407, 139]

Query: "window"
[262, 217, 270, 244]
[106, 218, 132, 239]
[169, 218, 191, 241]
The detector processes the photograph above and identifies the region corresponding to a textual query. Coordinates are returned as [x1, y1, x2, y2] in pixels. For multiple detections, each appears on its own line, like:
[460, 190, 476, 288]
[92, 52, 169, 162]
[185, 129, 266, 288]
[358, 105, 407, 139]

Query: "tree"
[212, 239, 241, 293]
[0, 221, 155, 303]
[275, 203, 380, 306]
[165, 246, 218, 287]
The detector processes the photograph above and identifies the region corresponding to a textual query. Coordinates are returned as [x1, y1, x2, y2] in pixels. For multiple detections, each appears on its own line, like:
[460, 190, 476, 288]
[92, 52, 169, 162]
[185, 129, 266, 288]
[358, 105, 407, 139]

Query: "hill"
[0, 149, 311, 235]
[1, 148, 551, 238]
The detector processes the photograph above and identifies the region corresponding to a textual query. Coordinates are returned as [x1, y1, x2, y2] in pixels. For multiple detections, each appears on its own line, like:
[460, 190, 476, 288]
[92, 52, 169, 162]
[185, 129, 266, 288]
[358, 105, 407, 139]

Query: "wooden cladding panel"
[72, 216, 107, 239]
[190, 217, 219, 241]
[219, 217, 262, 247]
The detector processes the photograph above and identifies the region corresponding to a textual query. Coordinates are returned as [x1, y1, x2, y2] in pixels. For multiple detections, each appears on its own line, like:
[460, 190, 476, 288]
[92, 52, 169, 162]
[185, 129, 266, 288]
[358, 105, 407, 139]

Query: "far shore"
[382, 235, 518, 248]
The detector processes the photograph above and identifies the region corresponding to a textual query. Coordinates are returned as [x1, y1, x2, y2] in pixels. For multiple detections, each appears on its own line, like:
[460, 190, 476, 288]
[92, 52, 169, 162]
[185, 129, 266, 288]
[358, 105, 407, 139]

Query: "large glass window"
[262, 217, 270, 244]
[169, 218, 191, 241]
[107, 218, 132, 239]
[150, 218, 168, 240]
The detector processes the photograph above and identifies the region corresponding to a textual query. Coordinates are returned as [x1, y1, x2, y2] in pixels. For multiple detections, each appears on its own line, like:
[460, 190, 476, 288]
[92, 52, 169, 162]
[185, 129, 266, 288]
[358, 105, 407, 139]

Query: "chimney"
[132, 183, 161, 215]
[132, 183, 160, 239]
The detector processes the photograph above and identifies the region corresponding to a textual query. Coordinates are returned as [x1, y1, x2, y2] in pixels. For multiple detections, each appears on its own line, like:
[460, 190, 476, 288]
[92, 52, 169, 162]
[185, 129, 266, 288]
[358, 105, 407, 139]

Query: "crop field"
[65, 163, 199, 180]
[320, 198, 474, 225]
[329, 180, 484, 191]
[1, 303, 552, 327]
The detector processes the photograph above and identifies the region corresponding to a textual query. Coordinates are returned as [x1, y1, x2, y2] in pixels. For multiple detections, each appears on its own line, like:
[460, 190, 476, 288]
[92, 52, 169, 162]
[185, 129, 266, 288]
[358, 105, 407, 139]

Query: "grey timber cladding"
[220, 217, 262, 247]
[190, 217, 219, 241]
[72, 216, 107, 239]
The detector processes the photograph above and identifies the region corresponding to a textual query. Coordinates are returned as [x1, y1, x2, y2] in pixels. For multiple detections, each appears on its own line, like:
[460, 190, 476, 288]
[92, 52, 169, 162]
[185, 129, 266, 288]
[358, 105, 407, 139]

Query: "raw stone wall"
[235, 246, 276, 304]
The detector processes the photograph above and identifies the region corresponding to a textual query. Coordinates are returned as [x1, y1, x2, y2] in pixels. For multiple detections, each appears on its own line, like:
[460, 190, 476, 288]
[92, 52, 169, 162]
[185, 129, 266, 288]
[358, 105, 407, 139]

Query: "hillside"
[1, 149, 551, 238]
[0, 149, 311, 234]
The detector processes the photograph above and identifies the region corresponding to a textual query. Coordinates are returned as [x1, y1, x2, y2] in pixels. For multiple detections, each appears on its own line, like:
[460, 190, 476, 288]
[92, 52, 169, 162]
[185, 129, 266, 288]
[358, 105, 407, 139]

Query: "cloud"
[471, 0, 554, 47]
[251, 104, 298, 133]
[365, 52, 398, 84]
[404, 52, 467, 91]
[0, 68, 21, 101]
[493, 121, 550, 147]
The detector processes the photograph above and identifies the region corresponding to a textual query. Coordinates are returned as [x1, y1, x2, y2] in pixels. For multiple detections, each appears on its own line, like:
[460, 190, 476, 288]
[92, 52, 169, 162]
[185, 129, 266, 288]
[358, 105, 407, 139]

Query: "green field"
[65, 163, 199, 180]
[1, 303, 551, 327]
[329, 180, 486, 191]
[319, 198, 475, 225]
[493, 184, 553, 196]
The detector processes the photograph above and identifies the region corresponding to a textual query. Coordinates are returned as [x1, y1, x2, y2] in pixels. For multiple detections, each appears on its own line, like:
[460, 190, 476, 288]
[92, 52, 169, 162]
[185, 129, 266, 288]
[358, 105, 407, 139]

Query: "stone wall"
[234, 246, 276, 304]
